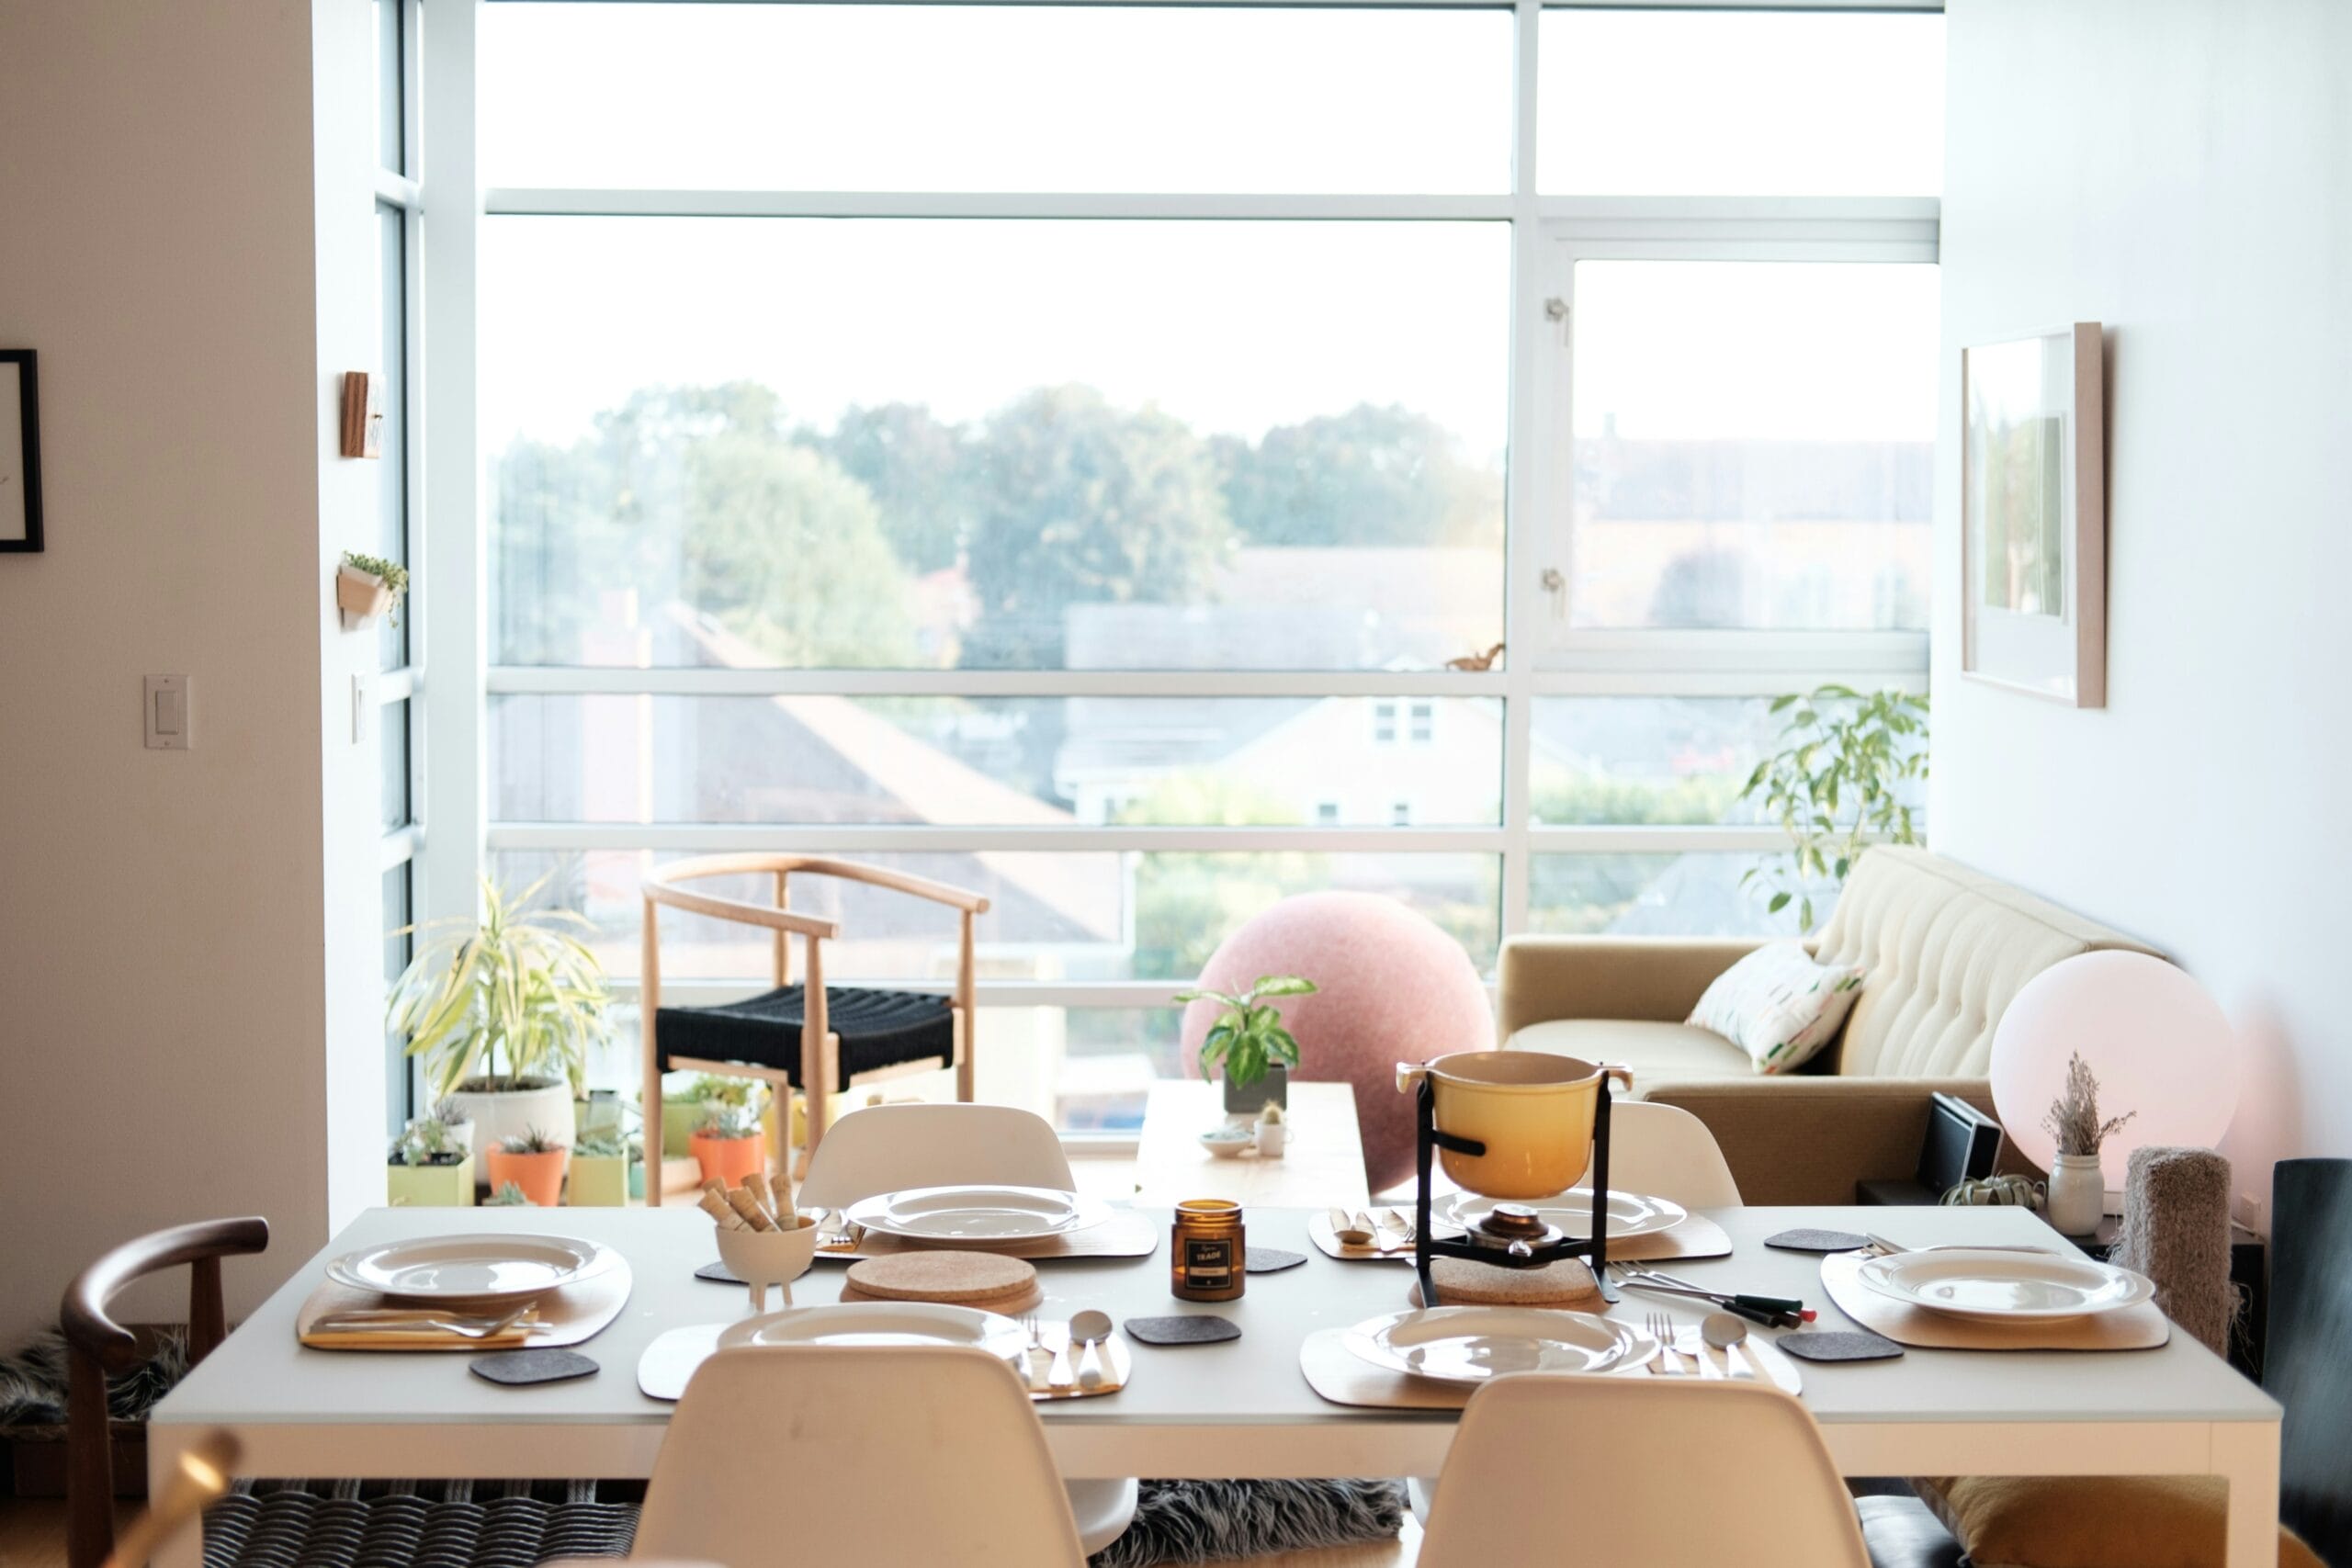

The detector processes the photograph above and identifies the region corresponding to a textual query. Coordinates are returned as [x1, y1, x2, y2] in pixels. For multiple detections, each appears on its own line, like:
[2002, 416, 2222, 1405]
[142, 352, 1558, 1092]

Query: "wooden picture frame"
[0, 350, 42, 554]
[340, 369, 384, 459]
[1961, 322, 2106, 705]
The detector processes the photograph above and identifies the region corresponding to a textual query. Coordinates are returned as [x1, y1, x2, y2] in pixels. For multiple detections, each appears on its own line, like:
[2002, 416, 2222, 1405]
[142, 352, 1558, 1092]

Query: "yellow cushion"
[1915, 1476, 2323, 1568]
[1504, 1019, 1750, 1086]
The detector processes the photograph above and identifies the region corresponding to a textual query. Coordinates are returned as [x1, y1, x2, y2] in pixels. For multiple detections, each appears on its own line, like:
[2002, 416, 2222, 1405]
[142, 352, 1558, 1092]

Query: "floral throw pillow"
[1687, 942, 1864, 1074]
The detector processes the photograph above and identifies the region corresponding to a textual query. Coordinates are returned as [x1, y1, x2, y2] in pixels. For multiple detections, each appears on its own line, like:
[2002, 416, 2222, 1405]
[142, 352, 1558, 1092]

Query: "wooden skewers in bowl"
[695, 1169, 804, 1232]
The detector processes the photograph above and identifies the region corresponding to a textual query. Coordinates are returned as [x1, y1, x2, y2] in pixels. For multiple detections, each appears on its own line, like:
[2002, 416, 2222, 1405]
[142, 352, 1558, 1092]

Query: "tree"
[1115, 776, 1319, 981]
[1216, 403, 1501, 550]
[963, 385, 1233, 668]
[816, 402, 971, 577]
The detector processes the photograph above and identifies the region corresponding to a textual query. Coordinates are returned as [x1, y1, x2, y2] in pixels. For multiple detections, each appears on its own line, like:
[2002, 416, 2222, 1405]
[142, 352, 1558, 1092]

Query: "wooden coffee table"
[1108, 1080, 1369, 1209]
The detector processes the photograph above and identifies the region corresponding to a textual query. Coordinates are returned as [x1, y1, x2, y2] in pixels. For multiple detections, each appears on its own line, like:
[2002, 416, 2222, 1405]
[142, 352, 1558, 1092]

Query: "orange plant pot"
[692, 1132, 766, 1187]
[484, 1146, 570, 1207]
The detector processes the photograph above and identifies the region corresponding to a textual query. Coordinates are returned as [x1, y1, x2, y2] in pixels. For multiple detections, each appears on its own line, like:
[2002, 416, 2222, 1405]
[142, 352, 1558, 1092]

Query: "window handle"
[1541, 568, 1566, 618]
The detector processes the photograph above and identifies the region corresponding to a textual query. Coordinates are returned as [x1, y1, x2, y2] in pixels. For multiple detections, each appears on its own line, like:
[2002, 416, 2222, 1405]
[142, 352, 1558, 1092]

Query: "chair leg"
[65, 1346, 113, 1568]
[803, 1031, 840, 1168]
[956, 1005, 976, 1104]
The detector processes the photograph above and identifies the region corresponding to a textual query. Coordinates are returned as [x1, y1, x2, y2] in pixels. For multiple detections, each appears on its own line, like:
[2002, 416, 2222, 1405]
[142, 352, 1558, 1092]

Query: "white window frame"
[421, 0, 1940, 1128]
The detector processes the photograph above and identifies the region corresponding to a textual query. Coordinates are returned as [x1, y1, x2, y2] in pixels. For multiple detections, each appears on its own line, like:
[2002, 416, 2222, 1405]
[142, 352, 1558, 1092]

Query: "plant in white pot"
[387, 874, 610, 1157]
[2041, 1052, 2134, 1235]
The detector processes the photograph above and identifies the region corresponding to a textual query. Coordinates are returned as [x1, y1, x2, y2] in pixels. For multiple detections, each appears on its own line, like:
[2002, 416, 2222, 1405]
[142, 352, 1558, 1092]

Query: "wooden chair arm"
[62, 1217, 269, 1373]
[644, 878, 842, 941]
[647, 853, 989, 919]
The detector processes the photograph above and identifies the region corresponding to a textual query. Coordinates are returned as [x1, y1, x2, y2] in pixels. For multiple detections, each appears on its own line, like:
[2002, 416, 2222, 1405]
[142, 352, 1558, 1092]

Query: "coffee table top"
[1123, 1080, 1368, 1209]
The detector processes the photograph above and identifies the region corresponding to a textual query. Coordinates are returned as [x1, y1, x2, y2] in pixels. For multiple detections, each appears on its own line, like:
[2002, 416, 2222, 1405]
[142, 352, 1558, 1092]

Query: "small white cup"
[715, 1223, 820, 1314]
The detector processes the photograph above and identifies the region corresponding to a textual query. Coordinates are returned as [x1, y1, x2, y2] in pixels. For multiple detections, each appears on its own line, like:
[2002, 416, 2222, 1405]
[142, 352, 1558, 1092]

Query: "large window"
[459, 2, 1943, 1133]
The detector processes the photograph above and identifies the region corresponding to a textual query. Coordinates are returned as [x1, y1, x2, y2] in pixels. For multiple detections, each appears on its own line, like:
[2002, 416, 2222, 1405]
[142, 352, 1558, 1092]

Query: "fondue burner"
[1406, 1071, 1623, 1307]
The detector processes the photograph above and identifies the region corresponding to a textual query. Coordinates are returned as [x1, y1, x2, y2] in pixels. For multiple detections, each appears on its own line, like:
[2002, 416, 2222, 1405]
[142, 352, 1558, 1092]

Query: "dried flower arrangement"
[2041, 1051, 2135, 1157]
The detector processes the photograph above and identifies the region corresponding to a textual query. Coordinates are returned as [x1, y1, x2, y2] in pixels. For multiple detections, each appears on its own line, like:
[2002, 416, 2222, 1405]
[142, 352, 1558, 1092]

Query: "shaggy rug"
[1091, 1479, 1408, 1567]
[0, 1326, 188, 1427]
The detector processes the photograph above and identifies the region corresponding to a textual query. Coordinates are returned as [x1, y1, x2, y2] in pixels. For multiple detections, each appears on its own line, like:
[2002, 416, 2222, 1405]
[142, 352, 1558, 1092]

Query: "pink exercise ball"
[1180, 892, 1495, 1192]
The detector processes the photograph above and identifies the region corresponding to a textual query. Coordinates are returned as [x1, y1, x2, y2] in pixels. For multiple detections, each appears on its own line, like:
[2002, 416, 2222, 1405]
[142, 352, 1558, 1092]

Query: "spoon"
[1329, 1208, 1374, 1247]
[1069, 1309, 1114, 1391]
[1701, 1311, 1756, 1381]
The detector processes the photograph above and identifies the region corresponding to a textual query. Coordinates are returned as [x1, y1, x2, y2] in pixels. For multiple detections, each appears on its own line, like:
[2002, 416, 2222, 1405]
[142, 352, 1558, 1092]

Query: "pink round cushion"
[1180, 891, 1495, 1192]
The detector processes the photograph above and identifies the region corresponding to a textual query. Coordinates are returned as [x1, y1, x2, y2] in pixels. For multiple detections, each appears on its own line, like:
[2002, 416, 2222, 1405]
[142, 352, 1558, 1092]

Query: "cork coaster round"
[1408, 1256, 1601, 1308]
[844, 1251, 1039, 1305]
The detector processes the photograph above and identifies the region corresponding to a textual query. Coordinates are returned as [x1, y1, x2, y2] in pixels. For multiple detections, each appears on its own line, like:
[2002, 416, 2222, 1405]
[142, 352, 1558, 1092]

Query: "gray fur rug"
[1091, 1480, 1408, 1567]
[0, 1326, 188, 1427]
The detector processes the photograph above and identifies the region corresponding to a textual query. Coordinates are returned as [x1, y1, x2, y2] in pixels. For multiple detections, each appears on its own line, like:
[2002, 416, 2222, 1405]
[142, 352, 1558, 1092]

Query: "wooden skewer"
[697, 1189, 750, 1231]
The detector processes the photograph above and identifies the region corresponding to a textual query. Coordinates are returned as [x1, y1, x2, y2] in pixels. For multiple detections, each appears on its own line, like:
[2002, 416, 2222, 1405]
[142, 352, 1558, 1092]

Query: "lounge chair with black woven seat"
[640, 854, 989, 1201]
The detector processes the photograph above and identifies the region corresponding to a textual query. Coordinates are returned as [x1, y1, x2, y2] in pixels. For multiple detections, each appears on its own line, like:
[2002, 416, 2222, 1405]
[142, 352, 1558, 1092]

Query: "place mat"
[1246, 1247, 1308, 1275]
[1766, 1228, 1872, 1254]
[636, 1318, 1131, 1402]
[1778, 1329, 1905, 1363]
[1818, 1253, 2170, 1351]
[1298, 1314, 1801, 1409]
[813, 1208, 1160, 1262]
[1126, 1315, 1240, 1347]
[297, 1261, 632, 1352]
[470, 1348, 599, 1386]
[1408, 1256, 1601, 1308]
[1307, 1209, 1731, 1266]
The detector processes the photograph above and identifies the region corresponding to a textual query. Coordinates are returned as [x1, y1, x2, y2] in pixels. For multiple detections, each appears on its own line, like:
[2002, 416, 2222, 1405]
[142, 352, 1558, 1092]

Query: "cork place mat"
[1309, 1210, 1730, 1266]
[1408, 1256, 1601, 1309]
[1298, 1313, 1802, 1409]
[841, 1252, 1045, 1316]
[298, 1261, 631, 1352]
[1818, 1252, 2170, 1352]
[819, 1208, 1159, 1262]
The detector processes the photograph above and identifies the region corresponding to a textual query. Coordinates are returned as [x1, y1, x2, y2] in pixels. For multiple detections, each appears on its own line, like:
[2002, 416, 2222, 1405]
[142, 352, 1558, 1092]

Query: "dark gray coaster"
[469, 1348, 600, 1385]
[1765, 1228, 1871, 1253]
[695, 1262, 743, 1284]
[1777, 1330, 1904, 1363]
[1245, 1247, 1307, 1274]
[1125, 1315, 1241, 1346]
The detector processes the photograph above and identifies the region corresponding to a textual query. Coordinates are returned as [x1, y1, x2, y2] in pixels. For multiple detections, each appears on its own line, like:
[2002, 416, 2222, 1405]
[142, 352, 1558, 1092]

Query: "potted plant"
[386, 874, 609, 1155]
[1176, 975, 1317, 1114]
[1255, 1100, 1287, 1159]
[2041, 1052, 2133, 1235]
[662, 1073, 764, 1161]
[483, 1181, 531, 1208]
[627, 1136, 647, 1201]
[690, 1106, 766, 1187]
[432, 1098, 475, 1156]
[336, 549, 410, 626]
[385, 1111, 474, 1207]
[568, 1131, 629, 1207]
[484, 1126, 569, 1207]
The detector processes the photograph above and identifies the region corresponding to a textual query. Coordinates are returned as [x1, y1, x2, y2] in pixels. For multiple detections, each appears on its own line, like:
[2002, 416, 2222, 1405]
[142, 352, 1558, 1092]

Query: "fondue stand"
[1398, 1055, 1634, 1308]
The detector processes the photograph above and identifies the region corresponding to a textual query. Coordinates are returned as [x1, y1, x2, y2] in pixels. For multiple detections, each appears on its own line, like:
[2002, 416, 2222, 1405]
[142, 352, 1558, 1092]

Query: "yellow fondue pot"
[1395, 1052, 1634, 1200]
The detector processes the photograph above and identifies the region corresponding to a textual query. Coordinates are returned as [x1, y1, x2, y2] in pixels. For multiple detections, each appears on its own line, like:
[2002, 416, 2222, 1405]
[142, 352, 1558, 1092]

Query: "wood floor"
[0, 1496, 1419, 1566]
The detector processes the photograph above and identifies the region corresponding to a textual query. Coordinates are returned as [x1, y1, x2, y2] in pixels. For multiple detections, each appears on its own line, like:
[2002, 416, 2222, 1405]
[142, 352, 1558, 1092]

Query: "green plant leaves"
[1734, 684, 1930, 934]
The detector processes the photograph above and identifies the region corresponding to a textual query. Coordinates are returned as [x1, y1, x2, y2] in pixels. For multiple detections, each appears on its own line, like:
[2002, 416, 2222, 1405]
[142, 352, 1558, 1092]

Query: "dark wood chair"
[60, 1216, 269, 1568]
[2268, 1158, 2351, 1566]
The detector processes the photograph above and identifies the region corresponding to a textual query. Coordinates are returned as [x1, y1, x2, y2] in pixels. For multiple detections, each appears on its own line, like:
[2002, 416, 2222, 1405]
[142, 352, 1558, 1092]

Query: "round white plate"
[1342, 1306, 1658, 1385]
[718, 1302, 1028, 1358]
[1444, 1190, 1688, 1241]
[1855, 1248, 2157, 1323]
[844, 1184, 1111, 1242]
[325, 1233, 616, 1303]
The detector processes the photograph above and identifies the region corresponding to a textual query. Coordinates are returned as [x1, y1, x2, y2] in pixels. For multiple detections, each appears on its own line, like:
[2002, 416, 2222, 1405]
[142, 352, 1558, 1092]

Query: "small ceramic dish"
[1199, 1126, 1254, 1160]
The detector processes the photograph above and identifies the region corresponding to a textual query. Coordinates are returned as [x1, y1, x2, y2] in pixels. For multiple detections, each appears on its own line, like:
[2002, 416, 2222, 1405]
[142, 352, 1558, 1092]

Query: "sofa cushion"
[1814, 847, 2159, 1079]
[1687, 942, 1863, 1073]
[1506, 1019, 1751, 1087]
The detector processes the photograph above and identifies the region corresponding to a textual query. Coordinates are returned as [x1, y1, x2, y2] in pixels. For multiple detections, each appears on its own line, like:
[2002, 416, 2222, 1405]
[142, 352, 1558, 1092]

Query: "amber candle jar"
[1170, 1199, 1246, 1302]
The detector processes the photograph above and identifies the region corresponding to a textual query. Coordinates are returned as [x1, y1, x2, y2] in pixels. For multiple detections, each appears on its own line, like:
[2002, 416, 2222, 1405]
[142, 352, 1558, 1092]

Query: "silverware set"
[1016, 1312, 1116, 1394]
[1328, 1208, 1419, 1253]
[1640, 1310, 1755, 1380]
[311, 1301, 542, 1339]
[808, 1208, 865, 1249]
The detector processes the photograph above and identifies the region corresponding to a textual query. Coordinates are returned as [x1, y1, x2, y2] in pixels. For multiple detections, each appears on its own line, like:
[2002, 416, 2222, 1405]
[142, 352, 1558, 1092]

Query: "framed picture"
[0, 350, 42, 554]
[1961, 323, 2104, 705]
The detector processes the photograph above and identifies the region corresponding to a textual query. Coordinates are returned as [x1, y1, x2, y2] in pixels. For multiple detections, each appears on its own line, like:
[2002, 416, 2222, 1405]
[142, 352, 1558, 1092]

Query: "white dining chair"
[790, 1100, 1137, 1555]
[635, 1345, 1089, 1568]
[1607, 1099, 1744, 1209]
[1418, 1376, 1871, 1568]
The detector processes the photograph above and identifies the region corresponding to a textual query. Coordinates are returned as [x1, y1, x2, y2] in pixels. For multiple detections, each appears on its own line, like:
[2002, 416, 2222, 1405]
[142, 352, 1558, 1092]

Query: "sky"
[473, 4, 1943, 455]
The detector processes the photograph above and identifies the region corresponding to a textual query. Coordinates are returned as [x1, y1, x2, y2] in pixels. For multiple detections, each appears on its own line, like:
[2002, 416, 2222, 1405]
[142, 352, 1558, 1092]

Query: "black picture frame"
[2, 348, 43, 554]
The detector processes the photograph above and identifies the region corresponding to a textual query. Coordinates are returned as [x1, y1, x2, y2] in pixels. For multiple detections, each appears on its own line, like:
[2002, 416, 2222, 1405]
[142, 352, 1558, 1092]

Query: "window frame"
[428, 0, 1940, 1138]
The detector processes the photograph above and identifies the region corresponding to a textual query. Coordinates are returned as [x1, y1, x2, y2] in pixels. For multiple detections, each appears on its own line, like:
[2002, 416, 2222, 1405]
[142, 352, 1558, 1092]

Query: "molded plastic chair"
[791, 1100, 1136, 1554]
[1610, 1099, 1744, 1210]
[797, 1101, 1072, 1212]
[636, 1345, 1087, 1568]
[1419, 1376, 1871, 1568]
[61, 1217, 270, 1568]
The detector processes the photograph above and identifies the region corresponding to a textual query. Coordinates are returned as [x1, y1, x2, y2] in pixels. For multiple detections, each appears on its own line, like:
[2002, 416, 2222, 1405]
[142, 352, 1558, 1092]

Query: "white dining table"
[149, 1202, 2281, 1568]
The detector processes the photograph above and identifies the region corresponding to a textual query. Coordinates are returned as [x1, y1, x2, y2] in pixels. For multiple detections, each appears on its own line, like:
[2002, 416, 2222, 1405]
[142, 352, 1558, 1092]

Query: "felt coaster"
[695, 1262, 742, 1285]
[469, 1348, 600, 1385]
[1125, 1315, 1241, 1347]
[1776, 1329, 1905, 1363]
[1246, 1247, 1307, 1274]
[1766, 1228, 1871, 1254]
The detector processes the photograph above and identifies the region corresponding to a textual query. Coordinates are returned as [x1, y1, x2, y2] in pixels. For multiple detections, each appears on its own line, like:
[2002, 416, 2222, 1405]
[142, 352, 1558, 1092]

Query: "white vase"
[444, 1078, 577, 1159]
[2046, 1153, 2106, 1235]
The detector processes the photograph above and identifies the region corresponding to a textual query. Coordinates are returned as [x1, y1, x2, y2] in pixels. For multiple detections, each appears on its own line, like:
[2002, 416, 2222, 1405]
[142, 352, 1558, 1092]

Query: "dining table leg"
[2213, 1419, 2281, 1568]
[143, 1423, 206, 1568]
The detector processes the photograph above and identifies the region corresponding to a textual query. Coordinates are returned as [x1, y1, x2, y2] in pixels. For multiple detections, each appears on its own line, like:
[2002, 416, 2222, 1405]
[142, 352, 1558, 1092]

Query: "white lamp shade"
[1988, 951, 2238, 1189]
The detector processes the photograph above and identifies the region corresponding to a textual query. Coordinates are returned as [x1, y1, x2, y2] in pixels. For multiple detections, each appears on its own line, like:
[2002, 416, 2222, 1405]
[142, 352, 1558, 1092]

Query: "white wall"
[1934, 0, 2352, 1224]
[0, 0, 384, 1345]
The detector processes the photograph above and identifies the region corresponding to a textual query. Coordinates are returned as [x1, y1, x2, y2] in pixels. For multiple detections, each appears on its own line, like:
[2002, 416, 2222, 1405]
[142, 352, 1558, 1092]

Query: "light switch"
[145, 674, 191, 750]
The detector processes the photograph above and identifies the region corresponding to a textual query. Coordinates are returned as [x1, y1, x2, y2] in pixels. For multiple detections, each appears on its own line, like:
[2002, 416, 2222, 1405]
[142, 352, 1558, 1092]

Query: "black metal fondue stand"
[1408, 1071, 1623, 1307]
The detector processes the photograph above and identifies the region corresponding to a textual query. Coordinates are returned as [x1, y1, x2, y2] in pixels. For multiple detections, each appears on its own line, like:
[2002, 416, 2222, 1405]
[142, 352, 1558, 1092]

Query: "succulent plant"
[499, 1124, 567, 1156]
[483, 1180, 531, 1207]
[431, 1098, 472, 1127]
[390, 1113, 465, 1167]
[575, 1132, 627, 1159]
[1258, 1101, 1285, 1126]
[696, 1106, 760, 1141]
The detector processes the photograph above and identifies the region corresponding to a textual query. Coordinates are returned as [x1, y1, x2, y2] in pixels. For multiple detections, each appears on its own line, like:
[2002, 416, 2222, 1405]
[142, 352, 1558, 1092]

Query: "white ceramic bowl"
[714, 1223, 820, 1312]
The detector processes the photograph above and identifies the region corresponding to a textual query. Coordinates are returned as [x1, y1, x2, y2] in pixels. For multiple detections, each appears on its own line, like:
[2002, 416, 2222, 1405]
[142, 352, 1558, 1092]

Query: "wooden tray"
[297, 1261, 631, 1351]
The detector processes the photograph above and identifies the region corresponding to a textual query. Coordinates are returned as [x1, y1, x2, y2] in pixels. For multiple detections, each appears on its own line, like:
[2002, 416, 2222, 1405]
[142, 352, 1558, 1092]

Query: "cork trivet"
[843, 1251, 1040, 1305]
[1407, 1255, 1602, 1308]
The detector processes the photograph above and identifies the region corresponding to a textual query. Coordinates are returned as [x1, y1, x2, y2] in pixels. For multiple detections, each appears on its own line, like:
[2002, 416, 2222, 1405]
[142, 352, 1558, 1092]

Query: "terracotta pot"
[693, 1132, 766, 1187]
[484, 1146, 570, 1207]
[1395, 1052, 1633, 1200]
[335, 565, 394, 620]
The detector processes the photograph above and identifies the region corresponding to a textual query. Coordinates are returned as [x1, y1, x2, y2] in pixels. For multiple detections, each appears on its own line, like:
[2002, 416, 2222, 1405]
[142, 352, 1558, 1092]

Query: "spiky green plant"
[1174, 975, 1316, 1089]
[499, 1125, 567, 1156]
[574, 1132, 627, 1160]
[387, 874, 609, 1100]
[483, 1181, 531, 1207]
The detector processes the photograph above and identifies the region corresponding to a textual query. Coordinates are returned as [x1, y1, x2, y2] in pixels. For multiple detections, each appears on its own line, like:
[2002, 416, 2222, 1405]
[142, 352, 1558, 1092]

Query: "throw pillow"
[1686, 942, 1861, 1073]
[1915, 1476, 2323, 1568]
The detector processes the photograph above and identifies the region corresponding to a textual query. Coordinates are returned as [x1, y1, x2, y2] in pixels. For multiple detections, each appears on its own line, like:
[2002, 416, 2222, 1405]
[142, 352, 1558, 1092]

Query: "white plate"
[845, 1184, 1111, 1242]
[1855, 1248, 2157, 1323]
[1343, 1306, 1658, 1385]
[324, 1233, 616, 1303]
[1444, 1190, 1689, 1241]
[718, 1302, 1028, 1358]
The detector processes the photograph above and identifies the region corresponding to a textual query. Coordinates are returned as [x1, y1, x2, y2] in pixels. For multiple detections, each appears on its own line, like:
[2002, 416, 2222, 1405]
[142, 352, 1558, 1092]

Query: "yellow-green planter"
[567, 1153, 628, 1207]
[661, 1099, 703, 1159]
[387, 1152, 475, 1207]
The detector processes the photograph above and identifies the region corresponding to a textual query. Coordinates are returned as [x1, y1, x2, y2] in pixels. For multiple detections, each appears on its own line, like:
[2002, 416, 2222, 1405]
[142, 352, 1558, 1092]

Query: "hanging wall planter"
[337, 551, 408, 629]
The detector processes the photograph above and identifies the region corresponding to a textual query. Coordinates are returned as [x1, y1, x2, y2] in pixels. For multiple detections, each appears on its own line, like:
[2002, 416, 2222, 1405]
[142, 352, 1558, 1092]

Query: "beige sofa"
[1498, 846, 2158, 1204]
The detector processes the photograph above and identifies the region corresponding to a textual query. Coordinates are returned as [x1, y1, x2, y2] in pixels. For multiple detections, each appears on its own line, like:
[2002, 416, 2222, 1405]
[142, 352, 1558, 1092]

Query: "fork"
[1645, 1312, 1686, 1376]
[1019, 1315, 1049, 1392]
[312, 1301, 539, 1339]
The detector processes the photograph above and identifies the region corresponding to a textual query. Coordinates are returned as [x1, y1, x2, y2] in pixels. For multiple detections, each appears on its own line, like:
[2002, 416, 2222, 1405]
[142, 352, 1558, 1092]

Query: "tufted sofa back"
[1813, 847, 2161, 1078]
